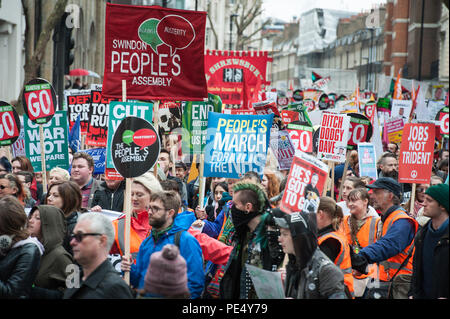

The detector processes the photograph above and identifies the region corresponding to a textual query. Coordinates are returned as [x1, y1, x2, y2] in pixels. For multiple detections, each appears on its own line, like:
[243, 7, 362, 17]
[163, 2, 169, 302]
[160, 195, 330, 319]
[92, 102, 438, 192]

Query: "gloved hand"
[351, 251, 369, 275]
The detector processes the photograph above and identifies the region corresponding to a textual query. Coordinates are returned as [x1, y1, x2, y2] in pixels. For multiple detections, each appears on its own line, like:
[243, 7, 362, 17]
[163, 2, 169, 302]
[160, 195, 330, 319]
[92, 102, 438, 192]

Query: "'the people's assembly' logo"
[138, 15, 195, 56]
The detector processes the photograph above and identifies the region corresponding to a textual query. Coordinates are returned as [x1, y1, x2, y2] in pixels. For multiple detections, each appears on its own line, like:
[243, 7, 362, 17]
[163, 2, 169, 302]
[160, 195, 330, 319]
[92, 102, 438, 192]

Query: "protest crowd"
[0, 3, 449, 302]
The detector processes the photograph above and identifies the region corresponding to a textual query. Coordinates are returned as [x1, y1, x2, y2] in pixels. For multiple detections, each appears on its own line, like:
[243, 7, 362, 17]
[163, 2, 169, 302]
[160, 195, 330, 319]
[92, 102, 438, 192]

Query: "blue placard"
[357, 143, 378, 180]
[79, 148, 106, 175]
[204, 112, 274, 179]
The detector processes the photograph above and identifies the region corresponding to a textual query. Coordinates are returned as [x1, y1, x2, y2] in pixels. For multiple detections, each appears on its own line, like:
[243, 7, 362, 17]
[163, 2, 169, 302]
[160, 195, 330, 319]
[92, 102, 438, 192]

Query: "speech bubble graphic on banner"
[138, 18, 163, 54]
[157, 15, 195, 56]
[133, 128, 157, 150]
[122, 130, 134, 146]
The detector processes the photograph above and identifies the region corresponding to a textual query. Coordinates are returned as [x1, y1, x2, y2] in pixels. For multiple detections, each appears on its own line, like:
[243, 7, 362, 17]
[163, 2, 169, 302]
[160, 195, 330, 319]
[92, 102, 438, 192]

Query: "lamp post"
[229, 13, 238, 50]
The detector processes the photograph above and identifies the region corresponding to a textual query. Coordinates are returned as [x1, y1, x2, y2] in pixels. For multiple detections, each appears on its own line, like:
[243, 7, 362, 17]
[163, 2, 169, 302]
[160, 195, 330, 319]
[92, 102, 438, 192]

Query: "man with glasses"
[64, 213, 134, 299]
[121, 190, 204, 298]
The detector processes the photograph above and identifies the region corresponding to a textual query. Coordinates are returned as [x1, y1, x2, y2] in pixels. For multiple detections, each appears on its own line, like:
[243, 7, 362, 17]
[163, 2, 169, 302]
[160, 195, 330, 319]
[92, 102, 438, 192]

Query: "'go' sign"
[287, 124, 314, 153]
[0, 101, 21, 146]
[346, 113, 373, 150]
[22, 78, 56, 124]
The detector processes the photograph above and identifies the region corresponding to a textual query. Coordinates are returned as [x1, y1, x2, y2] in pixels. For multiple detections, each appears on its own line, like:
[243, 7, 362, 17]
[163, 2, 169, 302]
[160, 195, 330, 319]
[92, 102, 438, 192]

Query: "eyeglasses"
[416, 187, 428, 193]
[148, 205, 167, 213]
[70, 232, 102, 242]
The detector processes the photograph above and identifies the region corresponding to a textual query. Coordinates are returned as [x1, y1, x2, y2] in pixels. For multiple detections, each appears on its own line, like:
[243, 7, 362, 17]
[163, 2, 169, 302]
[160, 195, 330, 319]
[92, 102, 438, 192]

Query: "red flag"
[253, 76, 262, 103]
[242, 73, 252, 109]
[393, 70, 403, 100]
[408, 81, 420, 123]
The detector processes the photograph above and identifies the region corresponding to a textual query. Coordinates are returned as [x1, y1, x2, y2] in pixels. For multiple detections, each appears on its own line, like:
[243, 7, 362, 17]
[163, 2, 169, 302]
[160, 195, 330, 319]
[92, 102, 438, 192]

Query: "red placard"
[287, 124, 314, 153]
[0, 102, 20, 146]
[222, 108, 255, 115]
[205, 50, 271, 105]
[86, 90, 115, 147]
[398, 123, 435, 184]
[102, 3, 207, 101]
[281, 110, 299, 125]
[280, 152, 329, 214]
[22, 79, 56, 124]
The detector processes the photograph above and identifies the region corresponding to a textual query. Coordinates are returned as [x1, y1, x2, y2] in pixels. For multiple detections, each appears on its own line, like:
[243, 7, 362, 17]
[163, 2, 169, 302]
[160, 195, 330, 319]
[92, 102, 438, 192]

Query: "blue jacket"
[202, 202, 232, 238]
[130, 211, 205, 298]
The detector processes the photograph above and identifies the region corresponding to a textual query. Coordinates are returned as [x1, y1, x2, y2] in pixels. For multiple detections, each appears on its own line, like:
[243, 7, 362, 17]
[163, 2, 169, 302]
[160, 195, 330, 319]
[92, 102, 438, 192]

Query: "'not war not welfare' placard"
[24, 110, 70, 172]
[204, 112, 273, 179]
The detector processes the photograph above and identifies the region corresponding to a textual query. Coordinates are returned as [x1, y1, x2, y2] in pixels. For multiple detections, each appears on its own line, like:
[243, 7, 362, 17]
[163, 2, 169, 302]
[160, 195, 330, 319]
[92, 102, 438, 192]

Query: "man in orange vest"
[351, 177, 418, 298]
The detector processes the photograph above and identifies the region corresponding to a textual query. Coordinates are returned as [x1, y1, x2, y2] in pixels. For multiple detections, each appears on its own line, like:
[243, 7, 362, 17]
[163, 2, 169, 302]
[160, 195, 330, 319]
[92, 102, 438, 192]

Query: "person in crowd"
[316, 196, 355, 298]
[175, 162, 188, 183]
[48, 167, 70, 187]
[27, 205, 73, 299]
[0, 156, 12, 174]
[387, 142, 399, 156]
[416, 177, 444, 227]
[219, 181, 284, 299]
[273, 209, 347, 299]
[409, 184, 449, 299]
[204, 182, 229, 222]
[261, 169, 281, 203]
[341, 188, 382, 297]
[110, 172, 162, 258]
[11, 156, 43, 203]
[71, 78, 82, 89]
[430, 175, 444, 186]
[332, 164, 355, 201]
[0, 173, 26, 206]
[158, 149, 188, 205]
[121, 190, 205, 298]
[351, 177, 418, 299]
[0, 196, 43, 298]
[337, 176, 367, 215]
[435, 158, 448, 182]
[141, 244, 190, 298]
[70, 152, 103, 209]
[202, 177, 226, 217]
[402, 183, 429, 219]
[16, 171, 36, 209]
[349, 150, 360, 177]
[63, 213, 134, 299]
[91, 176, 125, 213]
[46, 180, 85, 255]
[377, 152, 399, 180]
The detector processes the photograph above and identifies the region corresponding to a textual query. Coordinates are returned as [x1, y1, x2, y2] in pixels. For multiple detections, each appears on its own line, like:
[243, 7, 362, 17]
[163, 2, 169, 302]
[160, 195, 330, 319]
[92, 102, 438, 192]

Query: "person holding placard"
[273, 209, 347, 299]
[316, 197, 355, 299]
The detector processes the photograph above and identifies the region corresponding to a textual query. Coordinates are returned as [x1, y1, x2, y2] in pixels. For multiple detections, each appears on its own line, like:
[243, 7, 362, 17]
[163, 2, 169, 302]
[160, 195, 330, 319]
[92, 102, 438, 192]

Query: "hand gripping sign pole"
[122, 80, 132, 285]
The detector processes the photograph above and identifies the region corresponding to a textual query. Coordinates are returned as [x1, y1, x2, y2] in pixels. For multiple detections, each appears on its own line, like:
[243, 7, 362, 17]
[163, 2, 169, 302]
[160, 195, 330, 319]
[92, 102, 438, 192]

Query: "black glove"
[350, 251, 369, 275]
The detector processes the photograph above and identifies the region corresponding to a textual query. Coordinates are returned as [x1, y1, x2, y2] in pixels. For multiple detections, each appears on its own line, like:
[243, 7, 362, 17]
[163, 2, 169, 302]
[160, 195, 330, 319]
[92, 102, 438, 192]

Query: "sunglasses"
[70, 232, 103, 242]
[0, 185, 9, 190]
[416, 187, 428, 193]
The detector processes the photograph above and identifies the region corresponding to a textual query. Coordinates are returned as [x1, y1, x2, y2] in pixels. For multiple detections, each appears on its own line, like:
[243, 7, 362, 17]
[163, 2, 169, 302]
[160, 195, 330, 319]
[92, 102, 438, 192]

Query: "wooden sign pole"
[39, 124, 48, 192]
[330, 161, 335, 199]
[198, 153, 206, 209]
[337, 151, 352, 202]
[153, 101, 160, 178]
[121, 80, 131, 285]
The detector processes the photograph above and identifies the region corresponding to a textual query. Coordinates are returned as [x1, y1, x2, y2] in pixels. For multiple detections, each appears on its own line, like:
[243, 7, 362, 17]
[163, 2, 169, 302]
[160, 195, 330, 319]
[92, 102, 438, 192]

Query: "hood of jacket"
[32, 205, 67, 253]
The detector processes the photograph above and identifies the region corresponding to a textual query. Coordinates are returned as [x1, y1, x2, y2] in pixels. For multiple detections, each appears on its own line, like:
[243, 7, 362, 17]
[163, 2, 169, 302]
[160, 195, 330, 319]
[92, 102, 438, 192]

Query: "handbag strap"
[388, 242, 414, 282]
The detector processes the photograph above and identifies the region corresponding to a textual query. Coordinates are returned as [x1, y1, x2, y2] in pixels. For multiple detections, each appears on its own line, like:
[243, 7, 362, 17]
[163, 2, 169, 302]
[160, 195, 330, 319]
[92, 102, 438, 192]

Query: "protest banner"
[158, 100, 182, 134]
[24, 110, 70, 173]
[253, 100, 284, 130]
[357, 143, 378, 180]
[79, 148, 106, 175]
[292, 89, 303, 102]
[204, 112, 273, 179]
[280, 110, 299, 125]
[435, 106, 449, 139]
[222, 108, 255, 115]
[346, 113, 373, 150]
[303, 99, 316, 112]
[280, 151, 329, 214]
[11, 120, 26, 158]
[106, 100, 153, 169]
[269, 130, 295, 171]
[391, 99, 412, 122]
[286, 122, 314, 153]
[385, 117, 404, 144]
[245, 264, 285, 299]
[318, 93, 330, 110]
[22, 78, 56, 125]
[205, 50, 271, 104]
[317, 112, 349, 163]
[182, 93, 222, 155]
[102, 3, 208, 101]
[0, 101, 21, 147]
[86, 89, 115, 147]
[364, 100, 377, 125]
[65, 89, 92, 133]
[398, 122, 435, 184]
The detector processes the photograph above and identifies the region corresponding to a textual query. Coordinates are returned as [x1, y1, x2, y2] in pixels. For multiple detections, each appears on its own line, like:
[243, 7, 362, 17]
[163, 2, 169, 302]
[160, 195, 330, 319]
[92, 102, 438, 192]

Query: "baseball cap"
[366, 177, 402, 198]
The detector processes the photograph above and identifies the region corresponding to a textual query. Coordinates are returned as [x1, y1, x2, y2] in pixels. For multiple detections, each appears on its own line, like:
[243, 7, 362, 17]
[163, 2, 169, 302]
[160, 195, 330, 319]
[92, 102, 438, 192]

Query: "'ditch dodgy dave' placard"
[204, 112, 273, 179]
[102, 3, 207, 101]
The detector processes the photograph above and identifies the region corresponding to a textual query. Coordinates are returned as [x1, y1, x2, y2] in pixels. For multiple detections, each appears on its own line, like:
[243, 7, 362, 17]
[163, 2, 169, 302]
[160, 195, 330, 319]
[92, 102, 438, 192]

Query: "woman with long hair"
[316, 196, 355, 298]
[0, 173, 26, 206]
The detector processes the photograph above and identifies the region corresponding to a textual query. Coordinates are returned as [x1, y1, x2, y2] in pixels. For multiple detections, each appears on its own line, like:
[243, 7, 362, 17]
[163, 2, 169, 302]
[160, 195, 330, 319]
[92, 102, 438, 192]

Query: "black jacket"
[92, 181, 125, 212]
[0, 243, 41, 298]
[63, 259, 134, 299]
[409, 220, 449, 299]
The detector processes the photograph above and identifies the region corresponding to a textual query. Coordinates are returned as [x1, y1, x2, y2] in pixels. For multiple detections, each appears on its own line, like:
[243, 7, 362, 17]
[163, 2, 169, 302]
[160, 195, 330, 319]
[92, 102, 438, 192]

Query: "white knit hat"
[133, 171, 163, 194]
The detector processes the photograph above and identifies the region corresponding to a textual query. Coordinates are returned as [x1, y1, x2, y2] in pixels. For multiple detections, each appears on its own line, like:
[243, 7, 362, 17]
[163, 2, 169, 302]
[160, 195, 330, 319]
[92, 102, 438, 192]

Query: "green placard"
[182, 93, 222, 154]
[24, 110, 70, 172]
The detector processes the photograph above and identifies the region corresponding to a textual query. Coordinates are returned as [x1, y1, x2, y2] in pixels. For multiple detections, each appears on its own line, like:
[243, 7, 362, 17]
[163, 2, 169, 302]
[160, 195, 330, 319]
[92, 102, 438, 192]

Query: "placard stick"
[39, 124, 48, 192]
[324, 160, 332, 196]
[337, 151, 352, 202]
[121, 79, 131, 285]
[153, 101, 160, 178]
[410, 183, 416, 215]
[198, 153, 206, 209]
[330, 161, 335, 199]
[170, 134, 176, 176]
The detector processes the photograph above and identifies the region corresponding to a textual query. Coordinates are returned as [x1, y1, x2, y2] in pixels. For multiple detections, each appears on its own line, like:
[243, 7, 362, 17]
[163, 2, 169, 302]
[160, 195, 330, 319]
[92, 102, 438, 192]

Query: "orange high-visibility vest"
[378, 208, 418, 281]
[318, 231, 355, 298]
[342, 215, 381, 279]
[112, 217, 143, 259]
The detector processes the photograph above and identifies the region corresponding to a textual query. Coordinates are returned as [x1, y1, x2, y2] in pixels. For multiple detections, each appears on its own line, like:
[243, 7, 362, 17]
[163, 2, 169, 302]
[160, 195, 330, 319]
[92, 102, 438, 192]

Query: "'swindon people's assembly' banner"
[102, 3, 208, 101]
[204, 112, 273, 179]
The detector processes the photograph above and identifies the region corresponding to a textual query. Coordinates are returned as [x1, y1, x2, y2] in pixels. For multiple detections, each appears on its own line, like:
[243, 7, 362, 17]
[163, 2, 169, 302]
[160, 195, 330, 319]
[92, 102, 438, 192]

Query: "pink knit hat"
[144, 244, 190, 298]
